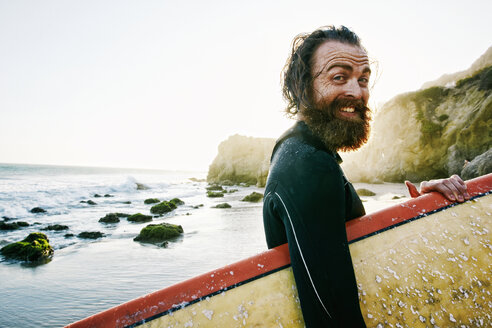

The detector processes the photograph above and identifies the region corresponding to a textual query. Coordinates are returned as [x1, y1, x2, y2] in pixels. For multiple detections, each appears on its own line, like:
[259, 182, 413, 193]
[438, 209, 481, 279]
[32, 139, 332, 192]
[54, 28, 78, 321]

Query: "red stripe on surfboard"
[346, 173, 492, 242]
[66, 174, 492, 328]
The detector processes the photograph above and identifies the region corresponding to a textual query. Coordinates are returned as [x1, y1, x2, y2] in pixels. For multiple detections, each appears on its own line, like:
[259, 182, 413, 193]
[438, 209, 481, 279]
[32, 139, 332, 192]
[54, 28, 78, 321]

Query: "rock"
[133, 223, 183, 244]
[189, 177, 206, 182]
[356, 188, 376, 196]
[241, 192, 263, 202]
[207, 135, 275, 187]
[207, 191, 224, 198]
[104, 194, 113, 197]
[16, 221, 29, 227]
[87, 200, 97, 205]
[30, 207, 46, 214]
[94, 194, 102, 198]
[127, 213, 153, 223]
[150, 201, 175, 215]
[42, 224, 69, 231]
[0, 233, 54, 262]
[122, 201, 132, 204]
[98, 213, 120, 224]
[227, 189, 239, 193]
[2, 216, 12, 221]
[159, 241, 169, 247]
[392, 195, 404, 200]
[144, 198, 160, 204]
[136, 183, 150, 190]
[0, 222, 21, 230]
[80, 200, 87, 203]
[193, 204, 204, 209]
[206, 185, 224, 191]
[214, 203, 232, 208]
[461, 148, 492, 180]
[169, 198, 185, 206]
[78, 231, 104, 239]
[64, 233, 74, 238]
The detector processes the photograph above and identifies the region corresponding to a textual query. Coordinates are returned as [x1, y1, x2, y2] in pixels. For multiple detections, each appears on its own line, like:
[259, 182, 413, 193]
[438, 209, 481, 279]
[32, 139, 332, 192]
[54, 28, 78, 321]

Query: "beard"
[302, 98, 371, 152]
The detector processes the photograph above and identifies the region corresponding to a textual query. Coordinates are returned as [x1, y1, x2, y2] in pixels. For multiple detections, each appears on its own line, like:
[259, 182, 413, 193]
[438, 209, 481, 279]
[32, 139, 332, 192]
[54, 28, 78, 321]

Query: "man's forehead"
[312, 41, 369, 72]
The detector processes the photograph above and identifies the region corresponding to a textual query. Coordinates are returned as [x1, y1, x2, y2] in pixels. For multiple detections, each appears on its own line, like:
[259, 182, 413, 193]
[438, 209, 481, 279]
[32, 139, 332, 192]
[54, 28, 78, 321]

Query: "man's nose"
[343, 78, 363, 99]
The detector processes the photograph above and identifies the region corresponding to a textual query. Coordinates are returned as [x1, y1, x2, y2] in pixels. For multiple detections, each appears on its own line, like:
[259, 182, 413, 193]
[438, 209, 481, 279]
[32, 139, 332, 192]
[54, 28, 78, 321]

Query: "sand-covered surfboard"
[66, 174, 492, 328]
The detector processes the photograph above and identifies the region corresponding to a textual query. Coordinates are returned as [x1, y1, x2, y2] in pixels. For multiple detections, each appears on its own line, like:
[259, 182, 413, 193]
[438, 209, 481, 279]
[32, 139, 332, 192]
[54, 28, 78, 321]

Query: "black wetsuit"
[263, 121, 367, 327]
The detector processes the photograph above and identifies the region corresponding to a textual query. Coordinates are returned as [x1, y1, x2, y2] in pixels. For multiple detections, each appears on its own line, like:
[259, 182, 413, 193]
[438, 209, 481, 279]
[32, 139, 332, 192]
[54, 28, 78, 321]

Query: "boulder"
[0, 222, 21, 230]
[150, 201, 176, 215]
[104, 194, 113, 198]
[136, 183, 150, 190]
[94, 194, 102, 198]
[0, 232, 54, 262]
[144, 198, 160, 204]
[42, 224, 69, 231]
[127, 213, 153, 223]
[169, 198, 185, 206]
[133, 223, 184, 244]
[30, 207, 46, 214]
[207, 135, 275, 187]
[356, 188, 376, 196]
[461, 148, 492, 180]
[78, 231, 104, 239]
[207, 191, 224, 198]
[99, 213, 120, 224]
[241, 192, 263, 202]
[214, 203, 232, 208]
[206, 185, 224, 191]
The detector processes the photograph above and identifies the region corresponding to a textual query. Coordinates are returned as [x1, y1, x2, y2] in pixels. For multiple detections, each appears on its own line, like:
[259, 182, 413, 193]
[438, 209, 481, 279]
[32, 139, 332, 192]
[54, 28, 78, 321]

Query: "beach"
[0, 163, 408, 327]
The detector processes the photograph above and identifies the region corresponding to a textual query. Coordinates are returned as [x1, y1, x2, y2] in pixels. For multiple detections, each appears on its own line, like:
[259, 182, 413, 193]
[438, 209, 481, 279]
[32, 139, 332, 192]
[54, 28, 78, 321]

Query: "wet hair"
[282, 25, 364, 116]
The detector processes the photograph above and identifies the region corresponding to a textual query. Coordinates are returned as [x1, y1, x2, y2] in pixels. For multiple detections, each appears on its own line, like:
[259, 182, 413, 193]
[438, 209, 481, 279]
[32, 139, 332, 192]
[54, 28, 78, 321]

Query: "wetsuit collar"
[272, 121, 343, 164]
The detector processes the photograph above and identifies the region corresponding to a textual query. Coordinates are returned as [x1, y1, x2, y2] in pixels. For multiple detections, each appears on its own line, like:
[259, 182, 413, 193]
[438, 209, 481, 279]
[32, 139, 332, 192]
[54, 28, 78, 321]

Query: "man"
[263, 26, 469, 327]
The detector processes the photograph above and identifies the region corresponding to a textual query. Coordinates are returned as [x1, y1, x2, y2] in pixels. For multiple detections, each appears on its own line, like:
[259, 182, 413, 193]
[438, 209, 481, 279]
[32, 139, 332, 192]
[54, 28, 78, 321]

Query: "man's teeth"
[340, 107, 355, 113]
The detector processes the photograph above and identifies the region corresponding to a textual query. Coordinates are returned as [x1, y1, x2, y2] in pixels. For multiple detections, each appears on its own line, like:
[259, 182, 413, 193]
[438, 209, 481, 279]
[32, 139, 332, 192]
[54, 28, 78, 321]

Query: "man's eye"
[333, 75, 345, 81]
[359, 77, 369, 84]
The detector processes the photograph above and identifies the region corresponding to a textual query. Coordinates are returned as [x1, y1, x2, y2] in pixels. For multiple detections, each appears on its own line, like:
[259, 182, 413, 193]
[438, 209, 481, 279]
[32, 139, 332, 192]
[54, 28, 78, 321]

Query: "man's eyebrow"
[323, 64, 372, 74]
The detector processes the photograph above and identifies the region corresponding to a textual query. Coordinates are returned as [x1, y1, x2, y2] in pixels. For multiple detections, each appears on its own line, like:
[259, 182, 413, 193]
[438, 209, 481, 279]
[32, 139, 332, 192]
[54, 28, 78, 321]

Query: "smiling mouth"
[340, 107, 355, 113]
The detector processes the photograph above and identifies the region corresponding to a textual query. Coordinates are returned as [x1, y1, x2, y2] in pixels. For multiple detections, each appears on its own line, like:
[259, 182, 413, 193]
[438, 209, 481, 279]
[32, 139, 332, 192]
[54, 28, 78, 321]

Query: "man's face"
[302, 40, 372, 151]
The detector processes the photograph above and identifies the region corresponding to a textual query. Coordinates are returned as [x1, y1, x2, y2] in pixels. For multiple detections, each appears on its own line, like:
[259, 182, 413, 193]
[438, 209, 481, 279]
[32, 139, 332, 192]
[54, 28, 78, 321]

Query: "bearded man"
[263, 26, 470, 327]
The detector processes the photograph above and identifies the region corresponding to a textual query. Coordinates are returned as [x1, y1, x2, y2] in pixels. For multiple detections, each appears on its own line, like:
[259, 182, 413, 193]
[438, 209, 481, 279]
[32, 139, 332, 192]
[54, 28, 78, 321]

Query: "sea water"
[0, 163, 408, 327]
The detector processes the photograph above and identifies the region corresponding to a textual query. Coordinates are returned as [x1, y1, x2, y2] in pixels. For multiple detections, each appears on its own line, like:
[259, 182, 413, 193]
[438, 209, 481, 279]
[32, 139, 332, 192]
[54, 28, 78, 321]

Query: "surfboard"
[66, 173, 492, 328]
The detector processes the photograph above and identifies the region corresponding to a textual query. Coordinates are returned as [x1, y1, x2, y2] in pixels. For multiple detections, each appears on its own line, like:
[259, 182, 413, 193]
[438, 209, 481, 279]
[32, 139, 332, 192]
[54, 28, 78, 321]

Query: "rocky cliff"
[207, 135, 275, 187]
[342, 64, 492, 182]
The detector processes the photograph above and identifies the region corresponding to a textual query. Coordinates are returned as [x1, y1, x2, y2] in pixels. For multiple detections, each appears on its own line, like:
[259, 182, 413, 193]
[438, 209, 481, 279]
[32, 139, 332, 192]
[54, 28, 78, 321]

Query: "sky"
[1, 0, 490, 171]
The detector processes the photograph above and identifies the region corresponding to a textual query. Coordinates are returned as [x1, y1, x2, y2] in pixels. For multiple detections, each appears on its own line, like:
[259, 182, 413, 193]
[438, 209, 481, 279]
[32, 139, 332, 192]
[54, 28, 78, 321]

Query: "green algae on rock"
[78, 231, 104, 239]
[214, 203, 232, 208]
[42, 224, 69, 231]
[127, 213, 153, 223]
[241, 192, 263, 202]
[99, 213, 120, 223]
[133, 223, 184, 244]
[150, 201, 175, 215]
[144, 198, 160, 204]
[0, 232, 54, 262]
[207, 191, 224, 198]
[356, 188, 376, 197]
[169, 198, 185, 206]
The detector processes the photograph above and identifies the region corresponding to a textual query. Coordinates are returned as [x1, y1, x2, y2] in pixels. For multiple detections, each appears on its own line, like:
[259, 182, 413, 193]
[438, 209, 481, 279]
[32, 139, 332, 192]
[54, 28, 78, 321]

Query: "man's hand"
[405, 175, 470, 202]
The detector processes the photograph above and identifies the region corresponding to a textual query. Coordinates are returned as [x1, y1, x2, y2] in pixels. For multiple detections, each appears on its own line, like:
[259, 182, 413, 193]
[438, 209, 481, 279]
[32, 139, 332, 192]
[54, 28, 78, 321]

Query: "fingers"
[405, 180, 420, 198]
[420, 175, 469, 203]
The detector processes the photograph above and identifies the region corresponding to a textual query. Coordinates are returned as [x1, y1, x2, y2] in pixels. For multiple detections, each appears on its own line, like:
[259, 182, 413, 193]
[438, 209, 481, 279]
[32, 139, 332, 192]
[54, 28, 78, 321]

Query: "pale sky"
[1, 0, 490, 171]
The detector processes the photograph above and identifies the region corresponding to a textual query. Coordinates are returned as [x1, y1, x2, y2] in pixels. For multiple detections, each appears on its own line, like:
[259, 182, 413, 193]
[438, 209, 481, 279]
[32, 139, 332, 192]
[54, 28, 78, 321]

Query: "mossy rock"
[99, 213, 120, 223]
[30, 207, 46, 214]
[64, 233, 74, 238]
[356, 188, 376, 196]
[150, 201, 176, 215]
[227, 189, 239, 193]
[241, 192, 263, 202]
[206, 185, 224, 191]
[0, 233, 54, 262]
[144, 198, 160, 204]
[214, 203, 232, 209]
[16, 221, 30, 227]
[94, 194, 102, 198]
[193, 204, 204, 209]
[78, 231, 104, 239]
[42, 224, 69, 231]
[207, 191, 224, 198]
[122, 201, 132, 204]
[169, 198, 185, 206]
[0, 222, 22, 230]
[128, 213, 153, 223]
[104, 194, 113, 198]
[115, 212, 131, 218]
[87, 200, 97, 205]
[134, 223, 184, 244]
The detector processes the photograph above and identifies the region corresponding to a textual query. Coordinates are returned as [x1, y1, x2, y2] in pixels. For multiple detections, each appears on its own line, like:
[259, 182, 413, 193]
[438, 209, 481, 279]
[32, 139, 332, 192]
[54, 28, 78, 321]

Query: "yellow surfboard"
[66, 174, 492, 328]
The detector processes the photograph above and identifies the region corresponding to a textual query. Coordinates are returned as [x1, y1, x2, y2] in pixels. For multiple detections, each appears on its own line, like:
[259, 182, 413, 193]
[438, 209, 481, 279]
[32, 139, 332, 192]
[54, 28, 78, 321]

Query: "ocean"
[0, 163, 408, 327]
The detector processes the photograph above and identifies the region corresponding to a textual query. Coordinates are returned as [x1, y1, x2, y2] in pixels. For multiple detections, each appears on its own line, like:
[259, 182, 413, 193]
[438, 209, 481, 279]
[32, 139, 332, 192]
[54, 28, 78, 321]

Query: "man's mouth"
[340, 107, 355, 113]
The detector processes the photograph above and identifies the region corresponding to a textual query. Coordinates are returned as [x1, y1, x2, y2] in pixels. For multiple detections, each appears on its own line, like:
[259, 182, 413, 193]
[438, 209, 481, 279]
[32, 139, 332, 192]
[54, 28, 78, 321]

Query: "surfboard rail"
[66, 173, 492, 328]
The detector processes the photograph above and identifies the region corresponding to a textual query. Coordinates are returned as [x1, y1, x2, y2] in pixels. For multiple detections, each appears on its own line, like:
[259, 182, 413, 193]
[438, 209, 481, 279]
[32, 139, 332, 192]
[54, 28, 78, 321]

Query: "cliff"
[342, 64, 492, 182]
[207, 135, 275, 187]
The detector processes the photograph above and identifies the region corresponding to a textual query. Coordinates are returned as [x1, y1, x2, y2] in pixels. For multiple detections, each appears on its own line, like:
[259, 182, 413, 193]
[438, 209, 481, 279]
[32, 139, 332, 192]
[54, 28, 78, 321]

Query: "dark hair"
[282, 25, 363, 116]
